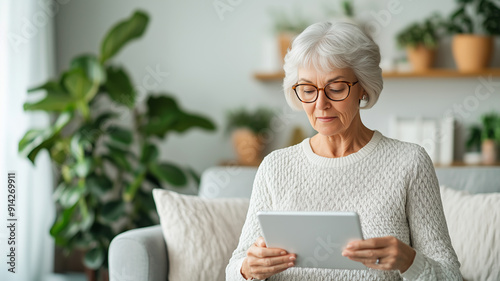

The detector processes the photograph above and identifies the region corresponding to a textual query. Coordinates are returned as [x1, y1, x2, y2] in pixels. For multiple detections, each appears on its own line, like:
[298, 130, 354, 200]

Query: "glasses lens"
[296, 85, 317, 102]
[325, 82, 349, 101]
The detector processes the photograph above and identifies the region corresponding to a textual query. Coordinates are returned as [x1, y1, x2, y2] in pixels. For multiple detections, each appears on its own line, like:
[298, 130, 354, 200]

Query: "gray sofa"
[108, 166, 500, 281]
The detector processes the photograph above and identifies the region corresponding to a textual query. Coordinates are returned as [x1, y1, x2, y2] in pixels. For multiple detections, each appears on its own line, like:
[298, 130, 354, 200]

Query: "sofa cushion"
[440, 185, 500, 281]
[153, 189, 249, 281]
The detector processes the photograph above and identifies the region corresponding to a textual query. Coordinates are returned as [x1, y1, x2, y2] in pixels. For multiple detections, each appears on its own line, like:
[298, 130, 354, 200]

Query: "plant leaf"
[172, 112, 216, 133]
[86, 174, 113, 198]
[104, 66, 135, 107]
[100, 10, 149, 63]
[62, 67, 94, 100]
[59, 184, 86, 208]
[19, 112, 72, 164]
[140, 143, 158, 164]
[108, 125, 133, 145]
[123, 168, 147, 202]
[23, 92, 75, 112]
[100, 200, 125, 221]
[28, 80, 67, 95]
[50, 204, 77, 237]
[84, 245, 105, 270]
[149, 162, 187, 186]
[70, 54, 106, 85]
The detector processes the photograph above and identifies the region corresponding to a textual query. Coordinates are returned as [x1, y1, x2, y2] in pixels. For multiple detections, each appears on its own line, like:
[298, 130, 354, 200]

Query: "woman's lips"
[317, 117, 337, 122]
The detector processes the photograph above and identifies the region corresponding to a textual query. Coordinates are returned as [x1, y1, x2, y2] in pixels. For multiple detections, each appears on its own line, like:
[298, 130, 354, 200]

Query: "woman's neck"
[310, 116, 374, 158]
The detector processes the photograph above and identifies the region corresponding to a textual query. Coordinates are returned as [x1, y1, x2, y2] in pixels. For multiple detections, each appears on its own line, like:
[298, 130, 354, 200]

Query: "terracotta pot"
[84, 267, 109, 281]
[406, 45, 436, 72]
[481, 139, 497, 165]
[452, 34, 494, 73]
[278, 33, 295, 66]
[232, 128, 264, 166]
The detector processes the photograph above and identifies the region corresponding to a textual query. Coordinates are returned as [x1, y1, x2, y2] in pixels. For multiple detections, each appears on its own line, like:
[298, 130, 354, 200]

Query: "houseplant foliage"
[226, 107, 274, 166]
[446, 0, 500, 71]
[480, 112, 500, 164]
[396, 13, 443, 72]
[18, 10, 215, 276]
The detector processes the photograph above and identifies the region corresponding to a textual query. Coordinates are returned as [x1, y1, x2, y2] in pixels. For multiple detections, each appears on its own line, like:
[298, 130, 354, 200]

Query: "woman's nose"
[315, 89, 330, 110]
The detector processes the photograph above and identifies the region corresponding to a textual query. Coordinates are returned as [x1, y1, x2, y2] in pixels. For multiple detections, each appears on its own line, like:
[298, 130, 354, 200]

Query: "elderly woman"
[226, 21, 461, 280]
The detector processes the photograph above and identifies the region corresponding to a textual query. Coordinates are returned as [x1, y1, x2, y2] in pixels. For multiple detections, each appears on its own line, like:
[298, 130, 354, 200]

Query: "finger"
[342, 248, 387, 260]
[251, 259, 295, 275]
[346, 236, 394, 250]
[344, 255, 381, 268]
[255, 237, 267, 248]
[254, 254, 296, 267]
[248, 245, 288, 258]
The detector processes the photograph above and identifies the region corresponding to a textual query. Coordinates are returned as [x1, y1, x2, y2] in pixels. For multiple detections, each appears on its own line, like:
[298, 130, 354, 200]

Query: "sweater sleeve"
[401, 147, 462, 280]
[226, 156, 274, 281]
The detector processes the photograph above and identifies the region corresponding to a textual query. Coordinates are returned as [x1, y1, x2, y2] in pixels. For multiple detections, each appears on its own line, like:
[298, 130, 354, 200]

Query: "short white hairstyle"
[283, 21, 383, 111]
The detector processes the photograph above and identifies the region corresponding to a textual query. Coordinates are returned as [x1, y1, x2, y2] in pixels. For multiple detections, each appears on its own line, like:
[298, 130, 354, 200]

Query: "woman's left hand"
[341, 236, 416, 273]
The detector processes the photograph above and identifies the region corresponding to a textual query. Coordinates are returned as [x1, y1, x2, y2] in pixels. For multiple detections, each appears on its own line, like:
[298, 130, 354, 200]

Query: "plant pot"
[232, 128, 264, 166]
[481, 139, 497, 165]
[452, 34, 494, 73]
[464, 151, 482, 165]
[406, 45, 436, 72]
[84, 267, 109, 281]
[278, 33, 295, 66]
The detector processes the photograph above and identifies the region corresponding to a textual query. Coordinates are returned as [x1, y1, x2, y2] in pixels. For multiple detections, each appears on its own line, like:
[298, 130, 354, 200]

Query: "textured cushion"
[152, 189, 249, 281]
[440, 186, 500, 281]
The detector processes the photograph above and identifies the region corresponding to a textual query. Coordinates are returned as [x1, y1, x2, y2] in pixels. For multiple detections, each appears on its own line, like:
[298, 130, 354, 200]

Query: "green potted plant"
[464, 125, 482, 164]
[269, 8, 310, 65]
[226, 107, 274, 166]
[19, 10, 216, 280]
[446, 0, 500, 72]
[396, 13, 443, 72]
[480, 112, 499, 165]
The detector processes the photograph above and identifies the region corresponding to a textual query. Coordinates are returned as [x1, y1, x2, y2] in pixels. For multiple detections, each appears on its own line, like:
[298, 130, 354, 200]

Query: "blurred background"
[1, 0, 499, 280]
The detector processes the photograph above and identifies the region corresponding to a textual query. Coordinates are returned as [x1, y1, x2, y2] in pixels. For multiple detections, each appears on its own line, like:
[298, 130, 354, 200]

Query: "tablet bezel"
[257, 211, 366, 270]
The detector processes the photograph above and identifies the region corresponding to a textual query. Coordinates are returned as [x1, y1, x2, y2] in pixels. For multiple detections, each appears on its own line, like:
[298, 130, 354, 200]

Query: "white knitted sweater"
[226, 131, 461, 280]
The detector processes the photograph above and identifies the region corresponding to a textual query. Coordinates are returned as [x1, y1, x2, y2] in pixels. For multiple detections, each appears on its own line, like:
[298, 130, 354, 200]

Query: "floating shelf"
[254, 68, 500, 81]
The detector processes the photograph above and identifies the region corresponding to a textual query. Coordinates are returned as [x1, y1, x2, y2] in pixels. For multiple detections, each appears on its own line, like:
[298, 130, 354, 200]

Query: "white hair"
[283, 21, 383, 111]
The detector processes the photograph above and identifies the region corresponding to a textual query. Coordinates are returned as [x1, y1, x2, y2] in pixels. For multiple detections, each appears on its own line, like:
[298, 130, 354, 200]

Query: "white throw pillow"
[153, 189, 249, 281]
[440, 186, 500, 281]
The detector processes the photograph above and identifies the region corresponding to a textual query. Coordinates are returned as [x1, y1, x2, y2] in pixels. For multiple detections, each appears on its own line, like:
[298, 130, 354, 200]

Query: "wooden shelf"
[383, 68, 500, 78]
[253, 68, 500, 81]
[253, 71, 285, 81]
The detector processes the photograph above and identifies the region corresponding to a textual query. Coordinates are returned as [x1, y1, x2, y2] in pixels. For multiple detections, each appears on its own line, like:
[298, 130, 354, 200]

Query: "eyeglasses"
[292, 81, 359, 103]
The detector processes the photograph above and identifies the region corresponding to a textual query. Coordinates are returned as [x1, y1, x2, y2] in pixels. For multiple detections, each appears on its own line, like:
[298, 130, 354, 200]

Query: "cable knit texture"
[226, 131, 461, 281]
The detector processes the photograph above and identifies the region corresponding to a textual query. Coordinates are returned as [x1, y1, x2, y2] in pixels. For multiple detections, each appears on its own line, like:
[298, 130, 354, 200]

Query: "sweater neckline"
[301, 130, 383, 167]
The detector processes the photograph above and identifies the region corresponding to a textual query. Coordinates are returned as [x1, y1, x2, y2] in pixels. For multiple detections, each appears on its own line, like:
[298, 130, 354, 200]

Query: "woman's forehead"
[297, 67, 355, 81]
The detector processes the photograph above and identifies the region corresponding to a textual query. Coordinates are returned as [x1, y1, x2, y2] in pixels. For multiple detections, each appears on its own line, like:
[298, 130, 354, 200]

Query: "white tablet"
[257, 211, 366, 270]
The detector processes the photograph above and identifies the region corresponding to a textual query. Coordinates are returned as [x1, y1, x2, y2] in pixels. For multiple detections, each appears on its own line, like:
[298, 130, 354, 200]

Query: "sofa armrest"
[109, 225, 168, 281]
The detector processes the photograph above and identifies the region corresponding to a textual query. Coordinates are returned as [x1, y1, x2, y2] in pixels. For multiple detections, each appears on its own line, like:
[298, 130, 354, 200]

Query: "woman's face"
[298, 67, 364, 137]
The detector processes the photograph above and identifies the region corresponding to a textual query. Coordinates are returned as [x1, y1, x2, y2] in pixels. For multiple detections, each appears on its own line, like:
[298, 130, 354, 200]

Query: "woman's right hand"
[240, 237, 296, 280]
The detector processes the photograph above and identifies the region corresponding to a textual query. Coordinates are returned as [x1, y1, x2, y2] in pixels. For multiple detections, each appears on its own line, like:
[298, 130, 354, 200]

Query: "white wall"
[55, 0, 500, 173]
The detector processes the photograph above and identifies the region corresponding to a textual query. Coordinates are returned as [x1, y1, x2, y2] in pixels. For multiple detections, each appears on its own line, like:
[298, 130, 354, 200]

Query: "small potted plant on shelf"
[396, 13, 443, 72]
[464, 125, 482, 165]
[226, 107, 275, 166]
[480, 112, 500, 165]
[269, 8, 310, 65]
[445, 0, 500, 72]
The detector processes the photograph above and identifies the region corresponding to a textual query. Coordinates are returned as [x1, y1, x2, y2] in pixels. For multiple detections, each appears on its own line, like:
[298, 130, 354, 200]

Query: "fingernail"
[346, 244, 353, 249]
[288, 262, 294, 267]
[342, 251, 347, 256]
[289, 256, 295, 261]
[280, 251, 286, 255]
